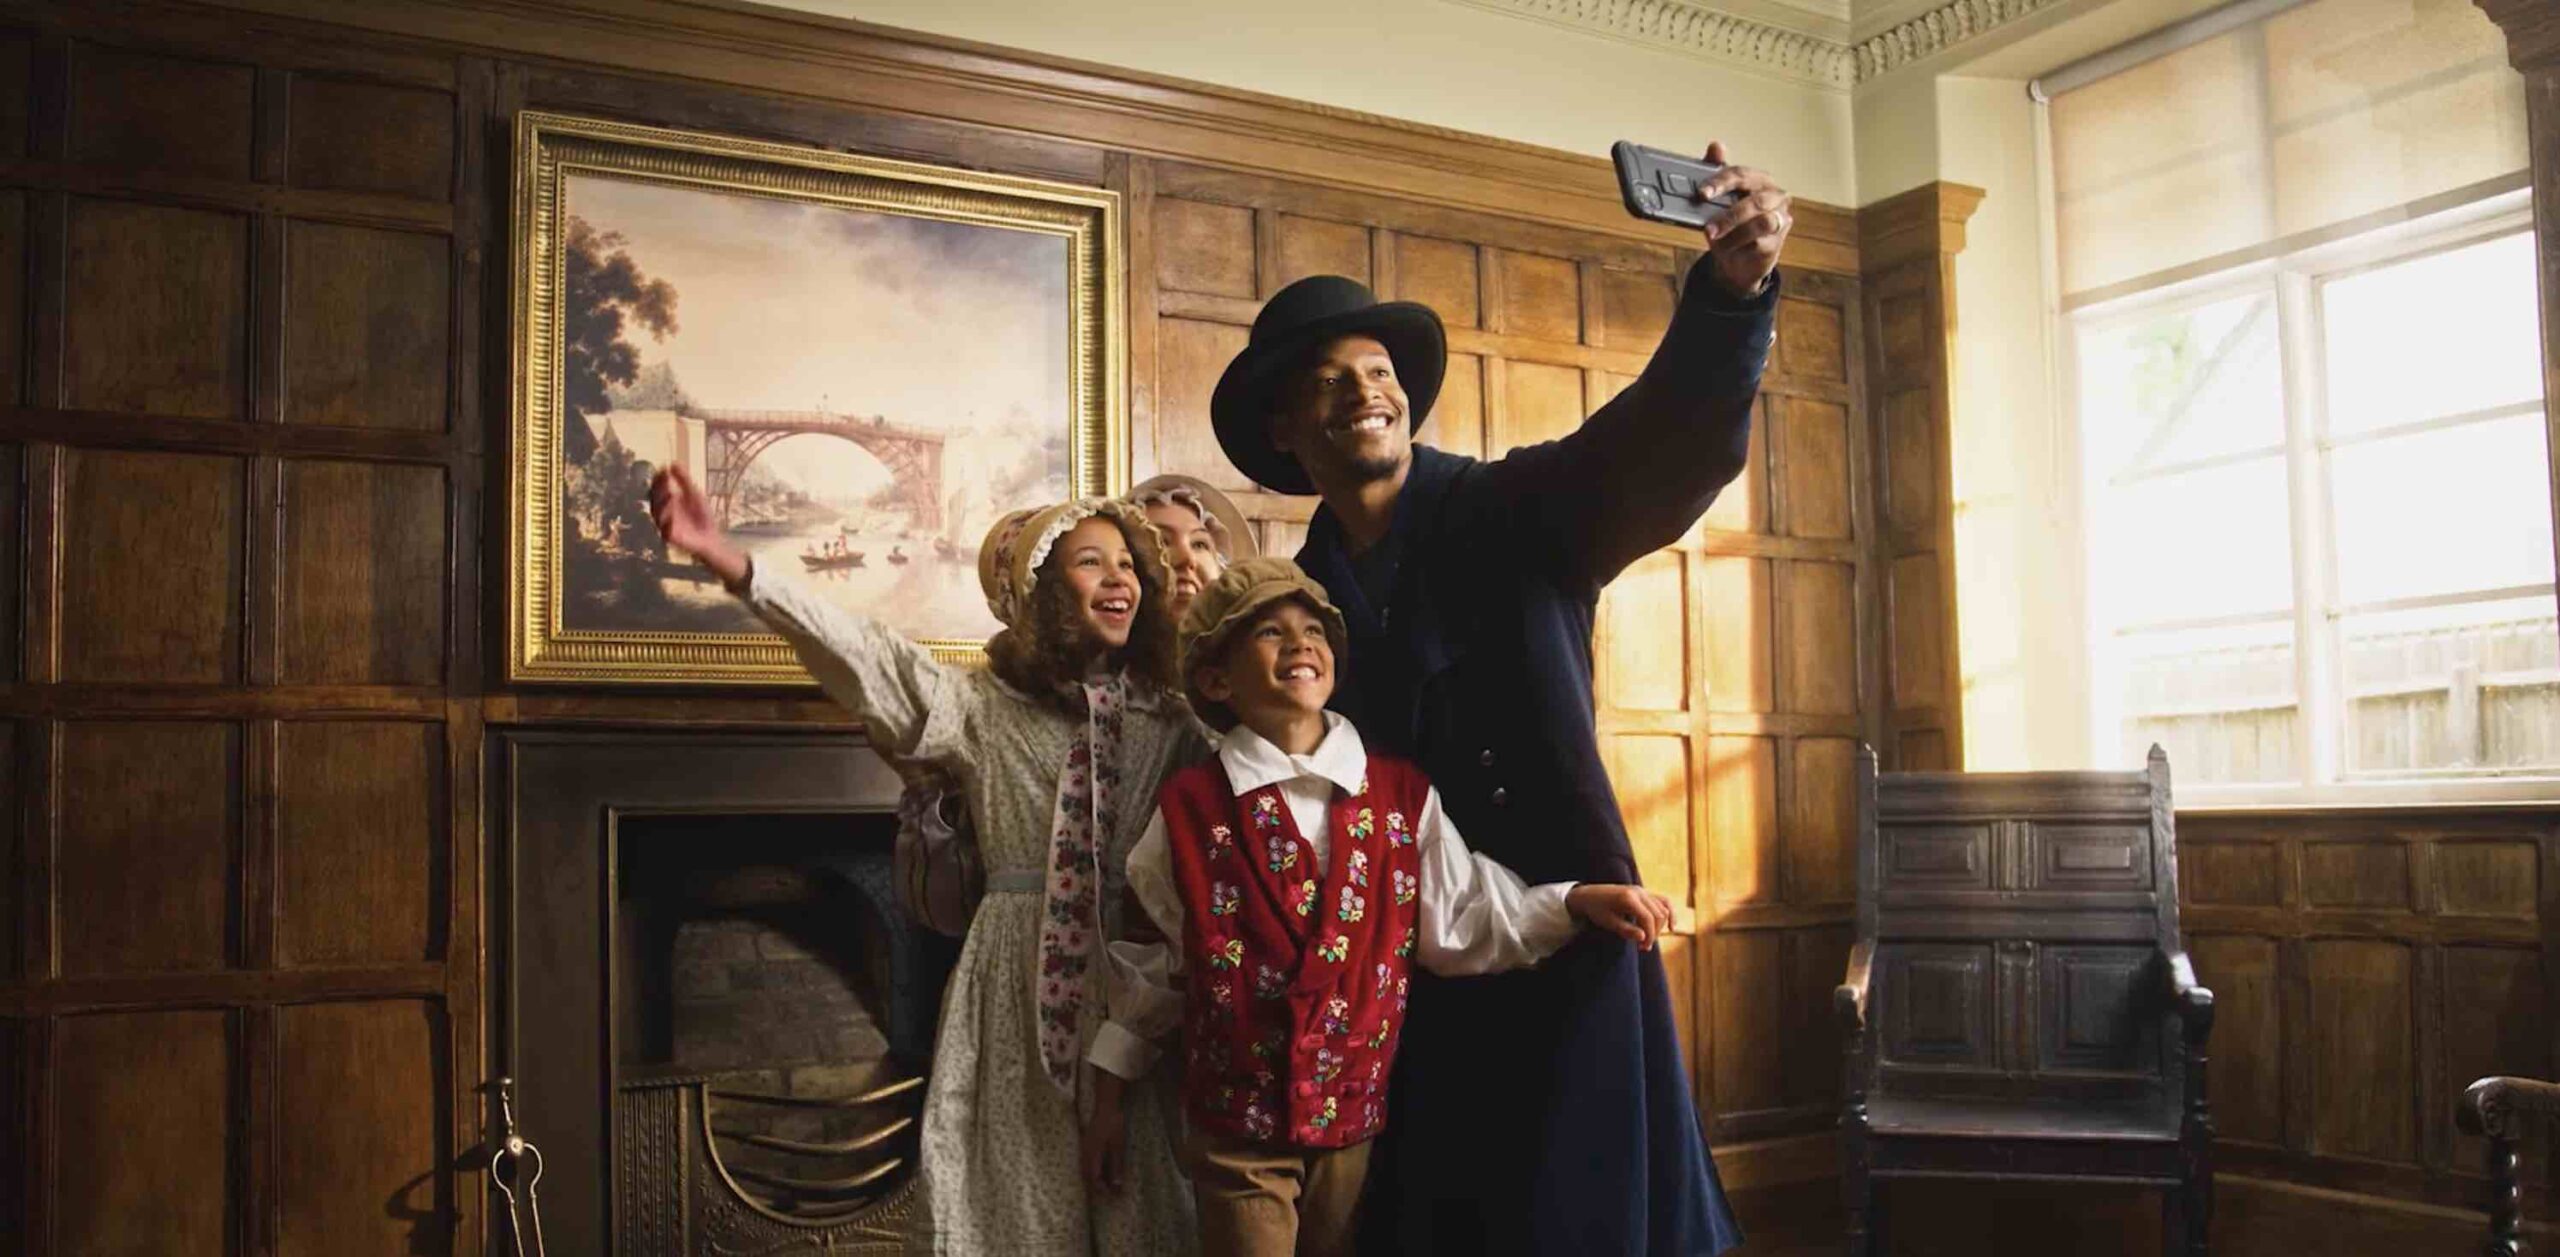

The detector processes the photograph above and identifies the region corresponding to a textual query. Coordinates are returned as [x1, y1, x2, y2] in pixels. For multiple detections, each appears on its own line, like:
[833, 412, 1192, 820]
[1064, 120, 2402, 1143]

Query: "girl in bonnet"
[649, 465, 1201, 1256]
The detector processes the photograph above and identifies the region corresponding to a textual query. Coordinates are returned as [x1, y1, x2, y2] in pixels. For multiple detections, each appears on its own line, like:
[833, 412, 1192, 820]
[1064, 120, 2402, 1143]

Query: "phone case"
[1612, 141, 1735, 230]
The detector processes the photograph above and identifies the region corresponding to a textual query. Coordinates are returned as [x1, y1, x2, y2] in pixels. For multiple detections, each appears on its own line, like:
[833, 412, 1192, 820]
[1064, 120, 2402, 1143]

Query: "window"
[2048, 0, 2547, 797]
[2073, 219, 2553, 792]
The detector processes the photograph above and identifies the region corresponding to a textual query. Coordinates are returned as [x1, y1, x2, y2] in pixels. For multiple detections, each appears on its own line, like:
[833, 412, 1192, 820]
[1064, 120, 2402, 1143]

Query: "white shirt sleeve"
[1088, 809, 1189, 1080]
[1414, 785, 1583, 976]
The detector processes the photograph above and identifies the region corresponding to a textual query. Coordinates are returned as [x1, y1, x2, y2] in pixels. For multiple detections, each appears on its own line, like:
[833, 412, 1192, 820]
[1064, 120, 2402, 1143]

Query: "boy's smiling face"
[1195, 598, 1335, 732]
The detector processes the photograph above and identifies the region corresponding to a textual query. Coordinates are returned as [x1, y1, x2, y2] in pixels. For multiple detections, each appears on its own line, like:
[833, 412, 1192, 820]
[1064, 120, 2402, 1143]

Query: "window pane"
[2111, 621, 2300, 784]
[2080, 293, 2285, 473]
[2092, 456, 2296, 628]
[2341, 595, 2560, 775]
[2323, 232, 2542, 435]
[2329, 412, 2556, 606]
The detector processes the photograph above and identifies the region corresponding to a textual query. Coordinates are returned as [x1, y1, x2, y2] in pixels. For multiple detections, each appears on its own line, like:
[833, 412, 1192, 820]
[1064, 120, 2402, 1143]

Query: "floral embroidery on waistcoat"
[1314, 1047, 1345, 1082]
[1385, 810, 1412, 847]
[1375, 962, 1395, 998]
[1392, 868, 1418, 905]
[1347, 848, 1370, 888]
[1338, 885, 1366, 923]
[1208, 937, 1245, 970]
[1348, 807, 1375, 843]
[1308, 1095, 1339, 1131]
[1316, 934, 1350, 963]
[1209, 881, 1240, 917]
[1252, 793, 1282, 830]
[1254, 963, 1288, 1000]
[1208, 823, 1234, 858]
[1243, 1100, 1276, 1140]
[1369, 1019, 1394, 1048]
[1265, 829, 1298, 873]
[1321, 994, 1352, 1034]
[1396, 926, 1416, 958]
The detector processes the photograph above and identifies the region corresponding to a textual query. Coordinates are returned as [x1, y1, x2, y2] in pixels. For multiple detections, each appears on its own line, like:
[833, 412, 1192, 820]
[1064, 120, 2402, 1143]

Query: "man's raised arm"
[1475, 149, 1792, 589]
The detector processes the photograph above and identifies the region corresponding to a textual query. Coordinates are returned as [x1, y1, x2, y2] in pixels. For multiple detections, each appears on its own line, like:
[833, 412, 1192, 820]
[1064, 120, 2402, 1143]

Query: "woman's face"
[1053, 515, 1141, 651]
[1144, 500, 1225, 619]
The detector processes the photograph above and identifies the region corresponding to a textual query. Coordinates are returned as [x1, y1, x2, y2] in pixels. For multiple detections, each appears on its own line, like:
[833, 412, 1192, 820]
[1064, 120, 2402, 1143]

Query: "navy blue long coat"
[1296, 261, 1776, 1257]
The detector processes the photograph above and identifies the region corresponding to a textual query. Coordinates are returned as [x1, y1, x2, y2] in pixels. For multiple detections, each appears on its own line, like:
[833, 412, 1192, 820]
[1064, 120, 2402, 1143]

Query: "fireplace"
[491, 732, 956, 1255]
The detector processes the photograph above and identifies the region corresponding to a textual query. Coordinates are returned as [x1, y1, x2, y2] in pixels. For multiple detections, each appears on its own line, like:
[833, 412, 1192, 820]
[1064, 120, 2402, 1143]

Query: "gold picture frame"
[507, 110, 1126, 685]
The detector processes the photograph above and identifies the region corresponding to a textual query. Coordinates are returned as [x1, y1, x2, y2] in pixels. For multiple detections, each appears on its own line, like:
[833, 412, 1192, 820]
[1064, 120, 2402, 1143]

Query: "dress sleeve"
[734, 559, 974, 764]
[1412, 785, 1582, 976]
[1089, 809, 1190, 1081]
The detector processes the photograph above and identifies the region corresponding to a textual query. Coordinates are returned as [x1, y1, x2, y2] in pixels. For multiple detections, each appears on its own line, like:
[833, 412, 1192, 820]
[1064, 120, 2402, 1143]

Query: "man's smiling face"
[1270, 334, 1411, 488]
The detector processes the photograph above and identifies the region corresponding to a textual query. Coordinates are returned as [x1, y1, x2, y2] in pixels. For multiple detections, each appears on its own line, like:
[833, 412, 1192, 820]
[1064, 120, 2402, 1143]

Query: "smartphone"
[1612, 141, 1738, 231]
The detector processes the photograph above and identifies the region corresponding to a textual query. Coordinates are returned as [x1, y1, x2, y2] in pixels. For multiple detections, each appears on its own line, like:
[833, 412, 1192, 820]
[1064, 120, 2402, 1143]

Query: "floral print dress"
[740, 564, 1205, 1256]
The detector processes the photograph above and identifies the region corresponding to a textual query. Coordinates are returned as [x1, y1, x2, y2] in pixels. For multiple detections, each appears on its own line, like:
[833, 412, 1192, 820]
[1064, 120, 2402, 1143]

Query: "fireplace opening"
[613, 810, 955, 1237]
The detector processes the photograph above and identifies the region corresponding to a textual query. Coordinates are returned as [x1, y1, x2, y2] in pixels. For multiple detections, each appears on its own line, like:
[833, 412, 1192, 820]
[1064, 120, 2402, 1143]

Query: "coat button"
[1296, 1033, 1323, 1052]
[1479, 748, 1495, 767]
[1491, 787, 1509, 807]
[1294, 1080, 1318, 1097]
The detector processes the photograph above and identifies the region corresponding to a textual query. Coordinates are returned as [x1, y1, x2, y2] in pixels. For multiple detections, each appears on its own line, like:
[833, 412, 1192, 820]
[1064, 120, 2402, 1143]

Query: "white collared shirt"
[1089, 713, 1578, 1080]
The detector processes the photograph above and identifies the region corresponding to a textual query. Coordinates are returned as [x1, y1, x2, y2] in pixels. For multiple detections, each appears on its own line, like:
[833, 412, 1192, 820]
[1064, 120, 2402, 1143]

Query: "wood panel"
[276, 999, 445, 1256]
[286, 74, 455, 200]
[62, 198, 250, 420]
[1, 191, 22, 408]
[1416, 350, 1484, 460]
[1699, 396, 1766, 534]
[1154, 196, 1253, 298]
[1395, 234, 1479, 329]
[53, 1009, 234, 1255]
[1493, 358, 1583, 453]
[1775, 396, 1852, 541]
[1153, 316, 1253, 491]
[1888, 551, 1947, 712]
[2193, 933, 2284, 1145]
[282, 220, 451, 431]
[278, 458, 445, 685]
[1713, 927, 1787, 1117]
[1494, 248, 1581, 343]
[59, 449, 244, 684]
[1604, 732, 1692, 905]
[0, 32, 27, 161]
[57, 721, 239, 976]
[276, 721, 440, 966]
[1778, 559, 1858, 716]
[1784, 737, 1858, 905]
[66, 41, 254, 180]
[1270, 212, 1368, 291]
[1701, 554, 1773, 714]
[1599, 549, 1685, 712]
[1707, 734, 1778, 908]
[2307, 938, 2418, 1162]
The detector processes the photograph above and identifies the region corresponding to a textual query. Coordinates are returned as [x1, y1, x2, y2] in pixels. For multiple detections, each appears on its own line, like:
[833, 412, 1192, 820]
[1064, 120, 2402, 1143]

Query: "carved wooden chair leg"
[1843, 1165, 1875, 1257]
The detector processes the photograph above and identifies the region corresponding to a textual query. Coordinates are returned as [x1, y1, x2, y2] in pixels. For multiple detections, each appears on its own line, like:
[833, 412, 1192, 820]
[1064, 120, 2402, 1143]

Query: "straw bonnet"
[1126, 472, 1262, 562]
[1177, 556, 1350, 722]
[975, 497, 1167, 628]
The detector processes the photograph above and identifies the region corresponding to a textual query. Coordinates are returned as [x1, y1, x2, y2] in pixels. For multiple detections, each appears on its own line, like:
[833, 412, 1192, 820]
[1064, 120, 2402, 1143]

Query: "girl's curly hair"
[985, 514, 1179, 710]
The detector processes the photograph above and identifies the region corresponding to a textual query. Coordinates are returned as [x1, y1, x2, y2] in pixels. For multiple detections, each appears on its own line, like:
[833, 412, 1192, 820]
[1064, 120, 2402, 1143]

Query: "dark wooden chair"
[2458, 1074, 2560, 1255]
[1835, 745, 2216, 1255]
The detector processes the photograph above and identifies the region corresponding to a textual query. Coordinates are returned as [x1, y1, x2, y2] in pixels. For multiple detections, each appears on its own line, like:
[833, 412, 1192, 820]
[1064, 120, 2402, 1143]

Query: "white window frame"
[2063, 186, 2558, 808]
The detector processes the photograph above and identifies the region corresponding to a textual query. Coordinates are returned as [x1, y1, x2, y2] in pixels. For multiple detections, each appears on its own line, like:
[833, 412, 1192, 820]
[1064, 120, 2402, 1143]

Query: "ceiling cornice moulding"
[1448, 0, 2073, 88]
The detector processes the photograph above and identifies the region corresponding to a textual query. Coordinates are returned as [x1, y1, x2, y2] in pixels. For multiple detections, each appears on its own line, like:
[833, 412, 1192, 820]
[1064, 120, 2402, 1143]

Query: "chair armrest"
[2161, 949, 2214, 1043]
[1835, 939, 1874, 1032]
[2460, 1076, 2560, 1142]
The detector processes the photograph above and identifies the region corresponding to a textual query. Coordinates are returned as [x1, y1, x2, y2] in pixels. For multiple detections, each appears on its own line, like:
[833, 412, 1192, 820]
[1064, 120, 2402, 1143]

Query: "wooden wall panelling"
[1856, 183, 1979, 772]
[0, 13, 480, 1254]
[2181, 809, 2560, 1221]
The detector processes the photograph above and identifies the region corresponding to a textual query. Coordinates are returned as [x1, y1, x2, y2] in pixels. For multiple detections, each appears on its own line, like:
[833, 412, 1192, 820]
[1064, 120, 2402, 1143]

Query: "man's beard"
[1341, 446, 1405, 482]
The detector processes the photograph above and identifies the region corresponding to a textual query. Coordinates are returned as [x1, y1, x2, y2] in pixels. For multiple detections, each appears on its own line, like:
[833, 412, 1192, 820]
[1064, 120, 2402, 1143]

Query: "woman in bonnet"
[648, 465, 1201, 1255]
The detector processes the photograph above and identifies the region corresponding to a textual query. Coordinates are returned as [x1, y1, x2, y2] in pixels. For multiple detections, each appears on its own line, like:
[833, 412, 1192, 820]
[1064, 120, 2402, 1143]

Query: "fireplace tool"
[489, 1076, 550, 1257]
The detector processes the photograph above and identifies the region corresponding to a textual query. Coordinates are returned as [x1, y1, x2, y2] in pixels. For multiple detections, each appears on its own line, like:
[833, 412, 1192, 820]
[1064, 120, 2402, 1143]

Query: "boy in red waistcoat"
[1079, 556, 1673, 1257]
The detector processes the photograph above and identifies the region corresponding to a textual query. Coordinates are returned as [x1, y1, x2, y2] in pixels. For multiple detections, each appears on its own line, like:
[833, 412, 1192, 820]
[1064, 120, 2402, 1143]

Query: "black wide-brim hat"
[1209, 274, 1446, 496]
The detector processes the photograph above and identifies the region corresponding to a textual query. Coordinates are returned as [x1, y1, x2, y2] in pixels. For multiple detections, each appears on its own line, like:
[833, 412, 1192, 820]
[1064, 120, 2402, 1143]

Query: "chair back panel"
[1854, 749, 2184, 1110]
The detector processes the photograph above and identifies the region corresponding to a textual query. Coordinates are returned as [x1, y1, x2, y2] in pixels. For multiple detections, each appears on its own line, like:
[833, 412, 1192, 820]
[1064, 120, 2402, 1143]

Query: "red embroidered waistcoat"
[1158, 753, 1429, 1149]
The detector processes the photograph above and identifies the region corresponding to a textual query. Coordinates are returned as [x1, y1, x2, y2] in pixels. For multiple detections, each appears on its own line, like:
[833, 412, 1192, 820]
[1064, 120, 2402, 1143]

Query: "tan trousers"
[1183, 1125, 1373, 1257]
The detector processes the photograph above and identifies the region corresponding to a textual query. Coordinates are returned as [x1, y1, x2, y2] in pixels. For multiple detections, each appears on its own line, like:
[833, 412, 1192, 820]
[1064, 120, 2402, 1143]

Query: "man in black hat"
[1209, 143, 1791, 1256]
